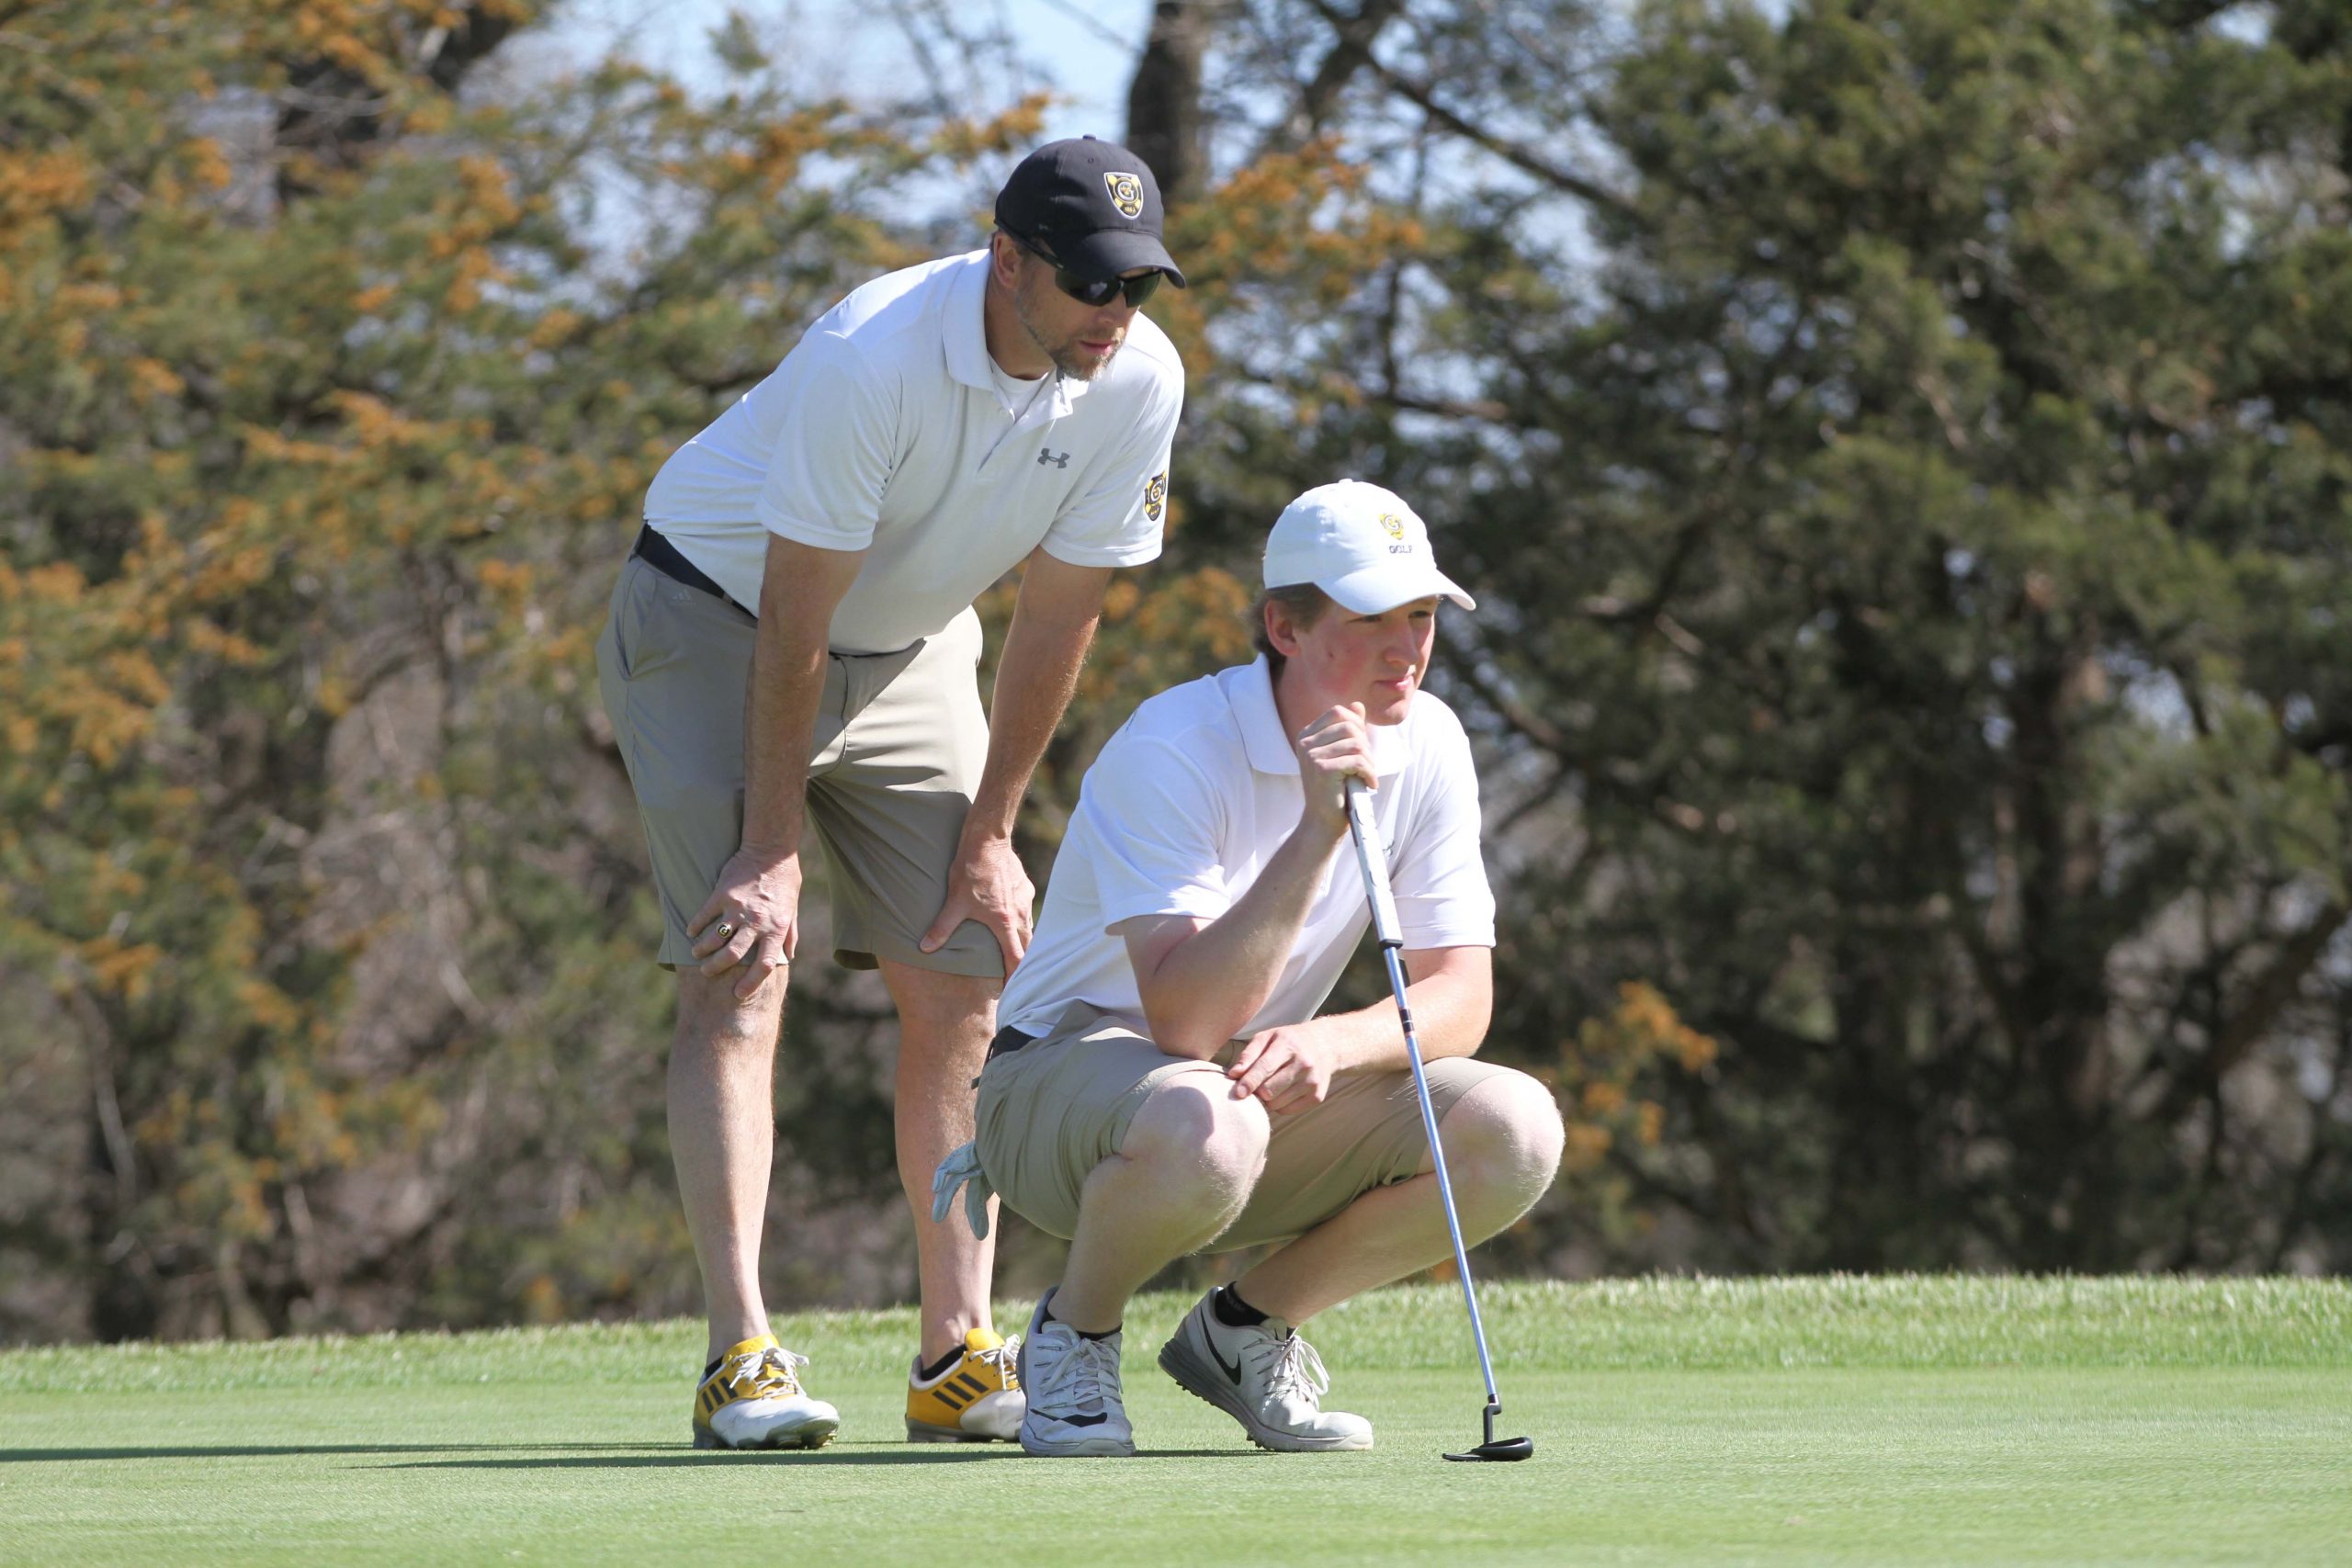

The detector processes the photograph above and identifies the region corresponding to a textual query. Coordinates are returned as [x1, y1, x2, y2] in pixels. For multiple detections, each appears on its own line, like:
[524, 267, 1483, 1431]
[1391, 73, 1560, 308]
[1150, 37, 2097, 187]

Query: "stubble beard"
[1015, 278, 1120, 381]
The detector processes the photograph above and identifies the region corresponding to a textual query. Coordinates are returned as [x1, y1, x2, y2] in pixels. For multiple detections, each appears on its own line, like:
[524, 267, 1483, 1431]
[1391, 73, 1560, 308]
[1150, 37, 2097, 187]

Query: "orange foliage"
[0, 149, 96, 229]
[1542, 982, 1721, 1170]
[81, 936, 167, 1002]
[128, 357, 186, 402]
[475, 558, 535, 614]
[182, 137, 233, 191]
[932, 96, 1050, 162]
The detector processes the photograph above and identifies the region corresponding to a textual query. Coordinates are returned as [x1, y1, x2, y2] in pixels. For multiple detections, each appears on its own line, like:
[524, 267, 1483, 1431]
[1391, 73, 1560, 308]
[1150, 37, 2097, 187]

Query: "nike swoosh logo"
[1207, 1331, 1243, 1384]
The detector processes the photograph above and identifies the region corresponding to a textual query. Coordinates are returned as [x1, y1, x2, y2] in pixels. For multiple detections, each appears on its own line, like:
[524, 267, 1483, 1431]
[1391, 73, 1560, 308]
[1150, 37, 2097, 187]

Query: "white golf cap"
[1261, 479, 1476, 614]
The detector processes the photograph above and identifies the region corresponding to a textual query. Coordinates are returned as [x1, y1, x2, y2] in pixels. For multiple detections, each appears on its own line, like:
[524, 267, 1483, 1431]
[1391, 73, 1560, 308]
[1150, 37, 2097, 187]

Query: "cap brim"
[1315, 563, 1476, 614]
[1060, 228, 1186, 288]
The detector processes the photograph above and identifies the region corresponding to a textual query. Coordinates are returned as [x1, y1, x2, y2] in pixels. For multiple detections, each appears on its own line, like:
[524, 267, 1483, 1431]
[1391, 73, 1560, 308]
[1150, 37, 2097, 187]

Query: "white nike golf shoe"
[1015, 1289, 1136, 1457]
[1158, 1290, 1374, 1452]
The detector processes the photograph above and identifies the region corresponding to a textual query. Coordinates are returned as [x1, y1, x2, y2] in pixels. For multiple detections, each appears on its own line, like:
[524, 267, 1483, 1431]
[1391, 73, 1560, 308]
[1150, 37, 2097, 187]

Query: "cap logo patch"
[1105, 171, 1146, 220]
[1379, 513, 1406, 540]
[1144, 470, 1167, 524]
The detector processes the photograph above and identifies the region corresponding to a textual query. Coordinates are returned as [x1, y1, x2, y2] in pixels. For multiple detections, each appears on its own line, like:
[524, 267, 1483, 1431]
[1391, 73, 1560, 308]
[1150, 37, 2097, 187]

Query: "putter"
[1344, 777, 1534, 1462]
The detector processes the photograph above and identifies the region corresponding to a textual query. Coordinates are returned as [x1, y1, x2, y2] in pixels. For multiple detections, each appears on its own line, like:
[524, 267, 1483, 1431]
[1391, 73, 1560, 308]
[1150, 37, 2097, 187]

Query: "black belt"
[633, 525, 749, 614]
[985, 1025, 1039, 1066]
[970, 1024, 1039, 1089]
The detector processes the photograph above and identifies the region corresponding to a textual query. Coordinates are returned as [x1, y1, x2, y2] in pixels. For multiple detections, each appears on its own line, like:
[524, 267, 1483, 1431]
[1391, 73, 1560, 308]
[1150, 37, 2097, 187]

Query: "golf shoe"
[906, 1325, 1025, 1441]
[691, 1334, 841, 1450]
[1015, 1289, 1135, 1457]
[1158, 1289, 1374, 1451]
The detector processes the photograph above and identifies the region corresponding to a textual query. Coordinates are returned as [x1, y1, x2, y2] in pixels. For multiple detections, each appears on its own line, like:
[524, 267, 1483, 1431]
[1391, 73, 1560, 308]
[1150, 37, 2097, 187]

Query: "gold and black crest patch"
[1105, 171, 1146, 220]
[1144, 470, 1168, 523]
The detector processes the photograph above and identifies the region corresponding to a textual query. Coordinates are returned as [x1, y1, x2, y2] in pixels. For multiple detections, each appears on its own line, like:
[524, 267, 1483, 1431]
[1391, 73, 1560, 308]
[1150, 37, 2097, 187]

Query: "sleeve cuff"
[1399, 926, 1496, 952]
[760, 510, 873, 550]
[1042, 537, 1164, 570]
[1101, 890, 1230, 932]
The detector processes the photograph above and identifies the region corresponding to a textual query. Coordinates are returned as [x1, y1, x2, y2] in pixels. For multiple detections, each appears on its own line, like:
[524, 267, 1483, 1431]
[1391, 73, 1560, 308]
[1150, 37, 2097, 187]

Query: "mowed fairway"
[3, 1277, 2346, 1567]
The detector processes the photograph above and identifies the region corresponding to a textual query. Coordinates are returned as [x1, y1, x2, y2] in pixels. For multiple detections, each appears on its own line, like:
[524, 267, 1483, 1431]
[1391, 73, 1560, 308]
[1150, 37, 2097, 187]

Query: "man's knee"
[1441, 1071, 1566, 1211]
[673, 967, 786, 1060]
[1117, 1075, 1270, 1208]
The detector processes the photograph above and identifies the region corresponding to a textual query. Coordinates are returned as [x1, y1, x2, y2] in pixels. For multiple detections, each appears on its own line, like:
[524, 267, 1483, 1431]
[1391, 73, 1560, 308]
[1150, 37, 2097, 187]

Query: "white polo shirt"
[641, 251, 1184, 655]
[998, 658, 1496, 1042]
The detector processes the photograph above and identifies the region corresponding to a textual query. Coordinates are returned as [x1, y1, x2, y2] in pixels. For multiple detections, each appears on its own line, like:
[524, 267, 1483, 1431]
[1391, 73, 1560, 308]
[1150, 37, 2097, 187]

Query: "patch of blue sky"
[491, 2, 1153, 288]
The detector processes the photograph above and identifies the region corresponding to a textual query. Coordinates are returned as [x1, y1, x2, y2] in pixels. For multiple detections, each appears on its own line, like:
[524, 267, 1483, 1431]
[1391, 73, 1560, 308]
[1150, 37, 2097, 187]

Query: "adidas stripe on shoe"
[692, 1334, 841, 1450]
[907, 1326, 1024, 1442]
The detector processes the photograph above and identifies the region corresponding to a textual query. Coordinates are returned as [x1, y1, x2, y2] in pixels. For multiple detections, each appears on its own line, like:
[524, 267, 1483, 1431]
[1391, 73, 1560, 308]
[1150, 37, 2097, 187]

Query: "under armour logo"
[1038, 448, 1070, 468]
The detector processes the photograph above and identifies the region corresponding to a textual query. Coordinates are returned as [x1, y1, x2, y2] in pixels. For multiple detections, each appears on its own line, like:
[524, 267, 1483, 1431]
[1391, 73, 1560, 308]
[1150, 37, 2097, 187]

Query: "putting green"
[4, 1279, 2346, 1566]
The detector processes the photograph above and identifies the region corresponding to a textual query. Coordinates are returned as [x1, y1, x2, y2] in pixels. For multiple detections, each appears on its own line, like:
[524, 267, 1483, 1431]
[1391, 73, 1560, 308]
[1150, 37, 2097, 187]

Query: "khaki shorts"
[595, 553, 1001, 976]
[975, 1009, 1519, 1247]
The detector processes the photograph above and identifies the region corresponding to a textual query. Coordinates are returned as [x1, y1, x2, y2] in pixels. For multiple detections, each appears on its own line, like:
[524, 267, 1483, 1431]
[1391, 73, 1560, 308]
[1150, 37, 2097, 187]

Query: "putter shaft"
[1345, 780, 1505, 1416]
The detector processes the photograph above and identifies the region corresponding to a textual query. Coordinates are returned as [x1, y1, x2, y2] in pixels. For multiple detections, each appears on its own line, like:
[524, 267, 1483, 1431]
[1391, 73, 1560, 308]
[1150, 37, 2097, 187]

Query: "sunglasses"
[1011, 232, 1165, 310]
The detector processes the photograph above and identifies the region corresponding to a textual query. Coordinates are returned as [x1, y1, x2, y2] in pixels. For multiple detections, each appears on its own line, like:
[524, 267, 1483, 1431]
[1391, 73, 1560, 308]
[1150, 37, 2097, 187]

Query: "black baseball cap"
[994, 137, 1187, 288]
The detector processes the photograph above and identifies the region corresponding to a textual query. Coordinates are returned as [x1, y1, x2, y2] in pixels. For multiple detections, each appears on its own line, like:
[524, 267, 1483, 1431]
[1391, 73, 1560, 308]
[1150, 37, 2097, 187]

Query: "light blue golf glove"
[931, 1139, 993, 1240]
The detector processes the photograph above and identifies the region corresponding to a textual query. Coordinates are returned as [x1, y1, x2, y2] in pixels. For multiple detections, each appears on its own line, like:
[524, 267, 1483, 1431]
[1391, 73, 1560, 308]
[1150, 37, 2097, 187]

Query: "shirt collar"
[943, 248, 1093, 419]
[1229, 656, 1409, 779]
[943, 252, 995, 392]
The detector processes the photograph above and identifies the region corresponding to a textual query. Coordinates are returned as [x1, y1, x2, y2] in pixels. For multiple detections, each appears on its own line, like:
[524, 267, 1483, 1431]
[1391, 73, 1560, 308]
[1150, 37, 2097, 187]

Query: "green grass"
[4, 1278, 2347, 1566]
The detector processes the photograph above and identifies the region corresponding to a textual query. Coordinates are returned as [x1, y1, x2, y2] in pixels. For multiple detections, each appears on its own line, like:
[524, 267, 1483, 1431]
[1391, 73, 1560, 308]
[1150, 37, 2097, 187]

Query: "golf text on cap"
[1261, 479, 1477, 615]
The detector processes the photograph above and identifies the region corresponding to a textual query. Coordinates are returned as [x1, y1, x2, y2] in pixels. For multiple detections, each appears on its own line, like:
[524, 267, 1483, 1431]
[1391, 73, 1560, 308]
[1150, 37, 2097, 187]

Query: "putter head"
[1443, 1435, 1533, 1462]
[1442, 1400, 1532, 1461]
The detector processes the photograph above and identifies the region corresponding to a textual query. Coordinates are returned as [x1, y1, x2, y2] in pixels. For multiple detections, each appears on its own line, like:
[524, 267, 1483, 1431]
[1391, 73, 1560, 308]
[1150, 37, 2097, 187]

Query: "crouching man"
[934, 480, 1566, 1456]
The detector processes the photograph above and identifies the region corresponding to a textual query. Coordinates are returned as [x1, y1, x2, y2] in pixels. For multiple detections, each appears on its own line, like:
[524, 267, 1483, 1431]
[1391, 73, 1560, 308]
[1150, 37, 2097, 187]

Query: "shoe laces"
[722, 1343, 810, 1399]
[1044, 1328, 1122, 1417]
[1248, 1331, 1329, 1408]
[972, 1334, 1021, 1389]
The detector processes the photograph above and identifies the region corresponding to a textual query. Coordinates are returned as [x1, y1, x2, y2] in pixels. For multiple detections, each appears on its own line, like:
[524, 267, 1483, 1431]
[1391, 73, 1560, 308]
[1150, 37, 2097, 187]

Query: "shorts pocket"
[612, 562, 694, 684]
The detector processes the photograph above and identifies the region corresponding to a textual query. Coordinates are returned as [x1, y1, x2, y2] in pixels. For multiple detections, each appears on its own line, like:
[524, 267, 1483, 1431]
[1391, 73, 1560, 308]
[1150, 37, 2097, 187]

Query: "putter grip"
[1344, 777, 1404, 947]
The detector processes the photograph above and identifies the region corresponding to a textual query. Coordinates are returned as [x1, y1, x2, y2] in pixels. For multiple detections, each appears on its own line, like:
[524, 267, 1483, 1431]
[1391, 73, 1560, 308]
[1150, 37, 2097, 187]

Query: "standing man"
[935, 481, 1565, 1456]
[595, 138, 1187, 1450]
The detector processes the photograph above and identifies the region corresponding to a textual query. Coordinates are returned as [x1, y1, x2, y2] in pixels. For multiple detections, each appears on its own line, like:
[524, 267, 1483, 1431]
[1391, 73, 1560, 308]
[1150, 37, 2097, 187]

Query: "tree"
[0, 0, 1422, 1341]
[1190, 0, 2352, 1269]
[1126, 1, 1223, 202]
[0, 0, 1049, 1339]
[14, 0, 2342, 1347]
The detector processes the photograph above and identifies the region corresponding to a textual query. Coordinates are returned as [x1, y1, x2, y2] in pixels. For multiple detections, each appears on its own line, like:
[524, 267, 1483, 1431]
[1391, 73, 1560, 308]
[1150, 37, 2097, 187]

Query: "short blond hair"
[1253, 583, 1336, 677]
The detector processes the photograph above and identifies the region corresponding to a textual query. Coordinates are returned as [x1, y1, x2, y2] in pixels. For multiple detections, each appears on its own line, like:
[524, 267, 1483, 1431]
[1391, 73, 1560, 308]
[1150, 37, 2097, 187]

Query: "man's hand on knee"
[689, 848, 802, 999]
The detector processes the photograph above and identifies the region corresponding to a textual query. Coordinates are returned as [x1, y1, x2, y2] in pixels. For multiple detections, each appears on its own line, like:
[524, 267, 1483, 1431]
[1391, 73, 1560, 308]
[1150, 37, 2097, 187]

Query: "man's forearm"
[740, 613, 829, 856]
[742, 536, 863, 857]
[1138, 821, 1349, 1056]
[961, 592, 1099, 845]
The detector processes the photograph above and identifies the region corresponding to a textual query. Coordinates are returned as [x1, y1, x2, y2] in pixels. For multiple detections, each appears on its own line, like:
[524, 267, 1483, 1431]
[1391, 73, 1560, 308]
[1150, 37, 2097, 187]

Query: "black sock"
[1213, 1284, 1270, 1329]
[916, 1345, 963, 1382]
[701, 1357, 722, 1382]
[1043, 1303, 1119, 1341]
